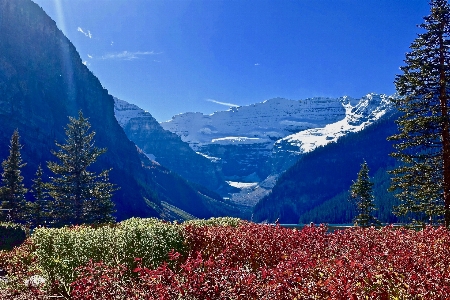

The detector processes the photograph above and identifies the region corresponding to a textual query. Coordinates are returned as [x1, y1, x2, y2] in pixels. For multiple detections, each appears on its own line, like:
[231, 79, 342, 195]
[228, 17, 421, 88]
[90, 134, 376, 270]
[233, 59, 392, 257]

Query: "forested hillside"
[253, 112, 401, 224]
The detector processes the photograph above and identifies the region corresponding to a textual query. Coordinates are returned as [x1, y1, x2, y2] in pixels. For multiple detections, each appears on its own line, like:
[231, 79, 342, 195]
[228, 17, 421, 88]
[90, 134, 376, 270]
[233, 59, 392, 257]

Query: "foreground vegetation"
[0, 218, 449, 299]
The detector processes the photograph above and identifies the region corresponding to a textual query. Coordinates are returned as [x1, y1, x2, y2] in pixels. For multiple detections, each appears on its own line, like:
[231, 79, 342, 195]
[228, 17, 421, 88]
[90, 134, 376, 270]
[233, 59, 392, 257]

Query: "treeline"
[299, 163, 408, 224]
[0, 111, 117, 227]
[253, 112, 399, 224]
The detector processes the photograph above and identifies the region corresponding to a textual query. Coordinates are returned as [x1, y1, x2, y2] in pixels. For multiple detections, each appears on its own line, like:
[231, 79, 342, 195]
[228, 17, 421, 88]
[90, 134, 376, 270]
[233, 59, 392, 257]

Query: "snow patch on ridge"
[211, 137, 271, 145]
[196, 152, 221, 162]
[226, 181, 259, 189]
[278, 93, 393, 154]
[145, 153, 157, 162]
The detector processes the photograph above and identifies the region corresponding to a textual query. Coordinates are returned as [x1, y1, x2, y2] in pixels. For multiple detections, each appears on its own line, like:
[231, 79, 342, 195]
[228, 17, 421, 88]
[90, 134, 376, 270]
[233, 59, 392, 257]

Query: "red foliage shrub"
[70, 224, 450, 299]
[0, 239, 44, 297]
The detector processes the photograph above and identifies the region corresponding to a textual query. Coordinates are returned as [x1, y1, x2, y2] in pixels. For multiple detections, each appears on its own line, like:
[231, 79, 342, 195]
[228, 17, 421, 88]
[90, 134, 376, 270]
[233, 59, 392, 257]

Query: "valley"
[121, 93, 394, 217]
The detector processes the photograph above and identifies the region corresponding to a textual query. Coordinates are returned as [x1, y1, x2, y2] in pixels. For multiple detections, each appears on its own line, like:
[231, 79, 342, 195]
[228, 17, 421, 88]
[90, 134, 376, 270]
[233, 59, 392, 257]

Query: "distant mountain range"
[160, 94, 394, 214]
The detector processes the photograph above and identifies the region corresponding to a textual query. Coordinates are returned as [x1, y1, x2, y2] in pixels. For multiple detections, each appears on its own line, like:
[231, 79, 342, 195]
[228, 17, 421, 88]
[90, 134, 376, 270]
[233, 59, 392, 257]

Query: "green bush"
[31, 218, 186, 295]
[183, 217, 243, 227]
[0, 222, 28, 251]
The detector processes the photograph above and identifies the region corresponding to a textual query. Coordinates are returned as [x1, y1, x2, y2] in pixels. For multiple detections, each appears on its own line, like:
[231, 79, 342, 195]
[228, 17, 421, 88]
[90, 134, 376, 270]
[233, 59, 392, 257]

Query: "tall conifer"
[29, 165, 52, 227]
[389, 0, 450, 226]
[48, 111, 116, 226]
[0, 130, 27, 223]
[349, 161, 379, 227]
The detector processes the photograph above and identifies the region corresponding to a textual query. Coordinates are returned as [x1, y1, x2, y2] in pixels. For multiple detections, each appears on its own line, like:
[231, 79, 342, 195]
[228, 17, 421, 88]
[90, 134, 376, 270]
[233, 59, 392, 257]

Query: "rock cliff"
[114, 98, 227, 193]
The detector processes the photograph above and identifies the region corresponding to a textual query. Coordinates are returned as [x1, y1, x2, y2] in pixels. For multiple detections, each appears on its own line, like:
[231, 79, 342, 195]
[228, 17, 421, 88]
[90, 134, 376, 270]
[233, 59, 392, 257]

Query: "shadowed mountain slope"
[0, 0, 235, 221]
[252, 112, 400, 224]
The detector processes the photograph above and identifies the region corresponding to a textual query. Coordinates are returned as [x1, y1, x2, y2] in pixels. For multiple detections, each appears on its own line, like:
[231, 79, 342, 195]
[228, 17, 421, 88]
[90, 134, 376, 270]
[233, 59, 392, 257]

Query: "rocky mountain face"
[160, 94, 394, 212]
[114, 98, 228, 193]
[0, 0, 235, 221]
[161, 94, 393, 180]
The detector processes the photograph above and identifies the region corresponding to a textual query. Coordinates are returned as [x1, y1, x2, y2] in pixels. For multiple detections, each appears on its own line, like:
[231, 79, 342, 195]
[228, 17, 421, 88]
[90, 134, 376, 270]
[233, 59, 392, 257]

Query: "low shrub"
[0, 239, 41, 293]
[183, 217, 243, 227]
[7, 218, 450, 299]
[31, 218, 186, 296]
[0, 222, 28, 251]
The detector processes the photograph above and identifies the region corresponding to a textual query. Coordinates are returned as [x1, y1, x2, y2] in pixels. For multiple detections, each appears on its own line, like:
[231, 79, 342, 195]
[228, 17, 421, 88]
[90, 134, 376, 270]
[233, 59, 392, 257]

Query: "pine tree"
[0, 130, 28, 223]
[85, 170, 116, 224]
[349, 161, 379, 227]
[29, 165, 52, 227]
[388, 0, 450, 226]
[48, 111, 116, 226]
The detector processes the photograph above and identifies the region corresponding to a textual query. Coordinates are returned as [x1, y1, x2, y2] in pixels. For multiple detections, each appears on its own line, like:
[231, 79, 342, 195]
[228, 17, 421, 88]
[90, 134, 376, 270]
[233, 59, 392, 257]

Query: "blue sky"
[32, 0, 430, 122]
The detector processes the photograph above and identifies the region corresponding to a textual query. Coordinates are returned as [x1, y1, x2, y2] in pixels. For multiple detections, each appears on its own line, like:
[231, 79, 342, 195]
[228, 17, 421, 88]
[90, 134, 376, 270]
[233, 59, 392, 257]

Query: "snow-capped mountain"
[161, 96, 347, 151]
[274, 93, 392, 156]
[161, 94, 393, 180]
[160, 94, 393, 211]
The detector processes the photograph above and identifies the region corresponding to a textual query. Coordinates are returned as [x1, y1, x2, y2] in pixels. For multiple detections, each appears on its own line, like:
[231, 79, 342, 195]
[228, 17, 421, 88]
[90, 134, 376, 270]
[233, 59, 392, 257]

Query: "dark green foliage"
[47, 111, 116, 226]
[349, 161, 380, 227]
[299, 165, 404, 224]
[27, 165, 52, 227]
[389, 0, 450, 226]
[253, 112, 399, 224]
[84, 170, 117, 224]
[0, 222, 27, 250]
[0, 130, 27, 223]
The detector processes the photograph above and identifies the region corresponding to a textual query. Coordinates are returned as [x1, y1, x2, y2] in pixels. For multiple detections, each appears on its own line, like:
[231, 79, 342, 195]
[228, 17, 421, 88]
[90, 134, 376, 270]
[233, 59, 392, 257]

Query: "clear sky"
[32, 0, 430, 122]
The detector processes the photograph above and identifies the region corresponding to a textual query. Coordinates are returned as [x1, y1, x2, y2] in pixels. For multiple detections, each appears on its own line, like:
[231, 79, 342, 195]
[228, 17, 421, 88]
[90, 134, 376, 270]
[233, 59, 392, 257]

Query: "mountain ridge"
[113, 97, 228, 193]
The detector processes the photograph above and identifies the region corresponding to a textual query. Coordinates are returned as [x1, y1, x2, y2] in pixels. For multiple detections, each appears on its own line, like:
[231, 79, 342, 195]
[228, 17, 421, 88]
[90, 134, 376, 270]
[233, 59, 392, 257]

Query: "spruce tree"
[349, 161, 379, 227]
[48, 111, 116, 226]
[0, 130, 28, 223]
[85, 170, 116, 224]
[388, 0, 450, 226]
[29, 165, 52, 227]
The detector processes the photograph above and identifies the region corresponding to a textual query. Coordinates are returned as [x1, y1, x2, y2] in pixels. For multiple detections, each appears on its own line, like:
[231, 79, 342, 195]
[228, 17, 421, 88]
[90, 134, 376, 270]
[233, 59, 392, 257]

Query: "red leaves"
[46, 223, 450, 299]
[168, 249, 180, 261]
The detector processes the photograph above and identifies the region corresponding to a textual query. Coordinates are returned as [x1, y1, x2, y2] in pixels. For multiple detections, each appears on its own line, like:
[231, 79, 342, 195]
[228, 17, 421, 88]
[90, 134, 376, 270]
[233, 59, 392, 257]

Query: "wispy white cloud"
[77, 27, 92, 38]
[101, 50, 162, 60]
[207, 99, 239, 108]
[87, 54, 93, 59]
[254, 63, 260, 66]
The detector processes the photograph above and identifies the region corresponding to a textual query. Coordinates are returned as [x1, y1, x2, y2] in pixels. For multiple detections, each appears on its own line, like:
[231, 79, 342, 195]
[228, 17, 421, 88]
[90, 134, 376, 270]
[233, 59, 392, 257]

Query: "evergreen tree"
[0, 130, 27, 223]
[29, 165, 52, 227]
[388, 0, 450, 226]
[48, 111, 116, 226]
[85, 170, 116, 224]
[349, 161, 379, 227]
